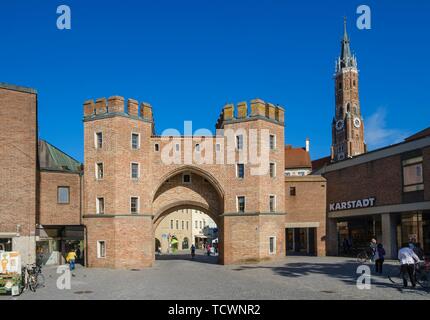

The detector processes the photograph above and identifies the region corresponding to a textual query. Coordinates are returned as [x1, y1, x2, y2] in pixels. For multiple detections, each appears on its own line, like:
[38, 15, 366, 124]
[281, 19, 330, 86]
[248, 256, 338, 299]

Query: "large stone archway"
[151, 167, 225, 263]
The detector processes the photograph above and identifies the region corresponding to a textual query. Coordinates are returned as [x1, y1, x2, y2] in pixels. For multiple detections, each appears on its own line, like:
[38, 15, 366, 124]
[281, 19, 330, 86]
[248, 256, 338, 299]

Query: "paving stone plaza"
[2, 254, 429, 300]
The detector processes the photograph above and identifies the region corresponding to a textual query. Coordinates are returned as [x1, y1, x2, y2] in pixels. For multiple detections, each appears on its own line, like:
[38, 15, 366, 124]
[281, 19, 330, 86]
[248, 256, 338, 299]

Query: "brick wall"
[0, 85, 37, 237]
[324, 155, 403, 208]
[285, 176, 327, 256]
[38, 171, 81, 226]
[83, 98, 286, 268]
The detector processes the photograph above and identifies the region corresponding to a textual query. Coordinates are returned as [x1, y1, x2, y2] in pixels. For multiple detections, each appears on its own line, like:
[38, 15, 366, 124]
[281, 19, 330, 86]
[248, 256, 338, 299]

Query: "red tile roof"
[284, 145, 312, 169]
[311, 156, 331, 172]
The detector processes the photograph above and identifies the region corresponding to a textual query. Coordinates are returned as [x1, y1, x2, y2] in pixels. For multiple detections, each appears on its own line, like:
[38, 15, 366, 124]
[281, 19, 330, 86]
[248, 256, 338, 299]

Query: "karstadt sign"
[329, 197, 376, 212]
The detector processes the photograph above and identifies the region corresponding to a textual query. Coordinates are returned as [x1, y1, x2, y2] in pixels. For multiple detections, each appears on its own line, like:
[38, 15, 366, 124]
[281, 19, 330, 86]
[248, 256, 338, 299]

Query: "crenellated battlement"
[215, 98, 285, 129]
[83, 96, 154, 122]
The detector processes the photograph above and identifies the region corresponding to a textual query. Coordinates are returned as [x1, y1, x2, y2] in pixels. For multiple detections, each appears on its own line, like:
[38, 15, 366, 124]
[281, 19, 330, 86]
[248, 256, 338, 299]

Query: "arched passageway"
[152, 167, 224, 264]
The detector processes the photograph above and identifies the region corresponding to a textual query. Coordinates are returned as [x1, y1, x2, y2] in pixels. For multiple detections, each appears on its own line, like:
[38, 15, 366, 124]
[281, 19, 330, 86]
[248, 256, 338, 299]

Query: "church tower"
[331, 18, 366, 162]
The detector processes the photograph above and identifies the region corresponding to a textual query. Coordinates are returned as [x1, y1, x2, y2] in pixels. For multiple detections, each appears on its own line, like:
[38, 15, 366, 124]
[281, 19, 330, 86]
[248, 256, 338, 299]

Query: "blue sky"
[1, 0, 429, 162]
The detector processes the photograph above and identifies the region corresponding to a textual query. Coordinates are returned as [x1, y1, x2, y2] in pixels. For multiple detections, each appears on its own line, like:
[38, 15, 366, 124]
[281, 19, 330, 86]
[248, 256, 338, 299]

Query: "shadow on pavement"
[155, 251, 219, 265]
[232, 260, 430, 295]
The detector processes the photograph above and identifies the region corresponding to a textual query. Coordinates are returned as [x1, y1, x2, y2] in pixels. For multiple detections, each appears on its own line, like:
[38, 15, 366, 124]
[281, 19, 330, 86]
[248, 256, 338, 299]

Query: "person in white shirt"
[398, 243, 421, 288]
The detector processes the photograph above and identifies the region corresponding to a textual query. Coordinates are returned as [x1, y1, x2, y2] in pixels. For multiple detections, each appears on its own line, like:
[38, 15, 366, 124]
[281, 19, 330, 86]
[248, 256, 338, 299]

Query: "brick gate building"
[82, 97, 289, 268]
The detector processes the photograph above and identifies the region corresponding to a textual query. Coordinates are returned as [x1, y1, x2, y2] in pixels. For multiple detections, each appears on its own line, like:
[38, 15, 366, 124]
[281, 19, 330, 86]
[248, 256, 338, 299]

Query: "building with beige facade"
[154, 209, 217, 253]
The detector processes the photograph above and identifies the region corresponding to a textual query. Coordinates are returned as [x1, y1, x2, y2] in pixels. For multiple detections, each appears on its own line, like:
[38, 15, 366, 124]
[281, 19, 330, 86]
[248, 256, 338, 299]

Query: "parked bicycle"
[20, 263, 45, 293]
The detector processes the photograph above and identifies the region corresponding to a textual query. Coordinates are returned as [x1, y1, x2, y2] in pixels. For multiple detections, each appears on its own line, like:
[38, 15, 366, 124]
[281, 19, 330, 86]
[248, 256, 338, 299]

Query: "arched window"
[346, 103, 351, 113]
[353, 105, 358, 115]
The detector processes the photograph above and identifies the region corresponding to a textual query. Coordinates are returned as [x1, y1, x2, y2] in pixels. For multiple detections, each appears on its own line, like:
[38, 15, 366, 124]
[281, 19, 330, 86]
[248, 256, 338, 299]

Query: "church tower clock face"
[353, 117, 361, 128]
[335, 119, 344, 131]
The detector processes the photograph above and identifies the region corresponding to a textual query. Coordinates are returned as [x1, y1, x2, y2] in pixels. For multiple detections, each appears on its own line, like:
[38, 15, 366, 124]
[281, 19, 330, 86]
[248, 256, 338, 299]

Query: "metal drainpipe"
[79, 169, 88, 267]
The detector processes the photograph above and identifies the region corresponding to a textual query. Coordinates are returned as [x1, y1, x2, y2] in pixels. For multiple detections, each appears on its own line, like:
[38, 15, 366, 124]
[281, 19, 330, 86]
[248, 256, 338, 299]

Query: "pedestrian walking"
[190, 244, 196, 259]
[66, 248, 77, 271]
[374, 243, 385, 274]
[398, 243, 420, 288]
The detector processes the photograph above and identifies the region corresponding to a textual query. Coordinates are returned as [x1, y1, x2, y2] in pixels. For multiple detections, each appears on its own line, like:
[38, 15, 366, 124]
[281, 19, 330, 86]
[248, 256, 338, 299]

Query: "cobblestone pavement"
[1, 254, 429, 300]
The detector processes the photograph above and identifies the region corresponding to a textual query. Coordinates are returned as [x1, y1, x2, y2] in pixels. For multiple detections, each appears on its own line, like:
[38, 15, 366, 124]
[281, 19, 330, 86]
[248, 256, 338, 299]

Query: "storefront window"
[398, 212, 423, 248]
[336, 216, 381, 255]
[0, 239, 12, 251]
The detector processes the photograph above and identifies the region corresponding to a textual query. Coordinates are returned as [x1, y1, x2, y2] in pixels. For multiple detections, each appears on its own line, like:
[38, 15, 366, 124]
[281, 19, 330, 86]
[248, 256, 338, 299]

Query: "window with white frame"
[237, 196, 246, 213]
[131, 133, 140, 150]
[269, 195, 276, 213]
[57, 187, 70, 204]
[96, 162, 104, 180]
[130, 197, 139, 214]
[236, 163, 245, 179]
[236, 135, 244, 150]
[131, 163, 139, 179]
[269, 134, 276, 150]
[269, 237, 276, 254]
[269, 162, 276, 178]
[96, 197, 105, 214]
[95, 132, 103, 149]
[97, 241, 106, 258]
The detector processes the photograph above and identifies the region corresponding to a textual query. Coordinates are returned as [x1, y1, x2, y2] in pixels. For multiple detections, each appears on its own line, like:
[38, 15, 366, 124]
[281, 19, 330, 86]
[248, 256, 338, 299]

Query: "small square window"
[290, 187, 296, 196]
[57, 187, 70, 204]
[182, 174, 191, 184]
